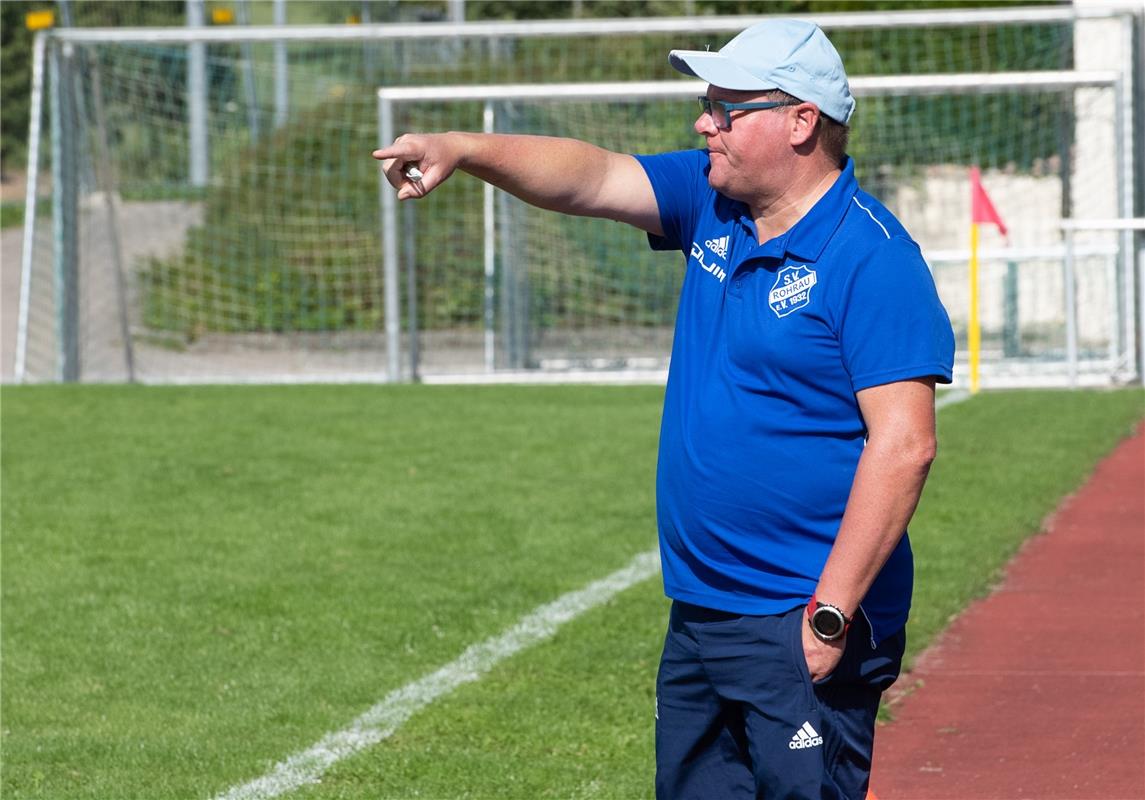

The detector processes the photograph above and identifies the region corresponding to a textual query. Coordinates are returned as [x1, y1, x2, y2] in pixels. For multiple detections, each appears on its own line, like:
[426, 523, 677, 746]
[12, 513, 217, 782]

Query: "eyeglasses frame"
[697, 96, 802, 130]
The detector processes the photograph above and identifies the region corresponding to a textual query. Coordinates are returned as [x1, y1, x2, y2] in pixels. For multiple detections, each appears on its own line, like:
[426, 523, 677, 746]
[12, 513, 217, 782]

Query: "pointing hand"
[372, 133, 462, 200]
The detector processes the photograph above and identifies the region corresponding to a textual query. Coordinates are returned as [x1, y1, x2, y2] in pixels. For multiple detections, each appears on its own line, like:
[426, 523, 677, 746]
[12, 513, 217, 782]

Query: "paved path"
[1, 200, 201, 383]
[872, 425, 1145, 799]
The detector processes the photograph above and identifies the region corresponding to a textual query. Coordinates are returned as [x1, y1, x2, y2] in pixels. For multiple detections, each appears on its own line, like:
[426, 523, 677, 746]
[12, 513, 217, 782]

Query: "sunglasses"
[697, 96, 800, 130]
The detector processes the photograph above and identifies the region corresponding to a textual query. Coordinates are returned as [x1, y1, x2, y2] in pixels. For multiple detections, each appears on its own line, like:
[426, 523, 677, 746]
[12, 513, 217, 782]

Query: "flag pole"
[968, 166, 1005, 396]
[969, 222, 981, 394]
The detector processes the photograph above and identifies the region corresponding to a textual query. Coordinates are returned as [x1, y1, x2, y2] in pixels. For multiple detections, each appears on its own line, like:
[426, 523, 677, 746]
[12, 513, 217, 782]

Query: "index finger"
[372, 143, 413, 161]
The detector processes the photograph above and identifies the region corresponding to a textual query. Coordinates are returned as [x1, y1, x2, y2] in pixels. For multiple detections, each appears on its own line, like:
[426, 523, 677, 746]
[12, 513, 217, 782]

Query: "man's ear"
[789, 104, 821, 148]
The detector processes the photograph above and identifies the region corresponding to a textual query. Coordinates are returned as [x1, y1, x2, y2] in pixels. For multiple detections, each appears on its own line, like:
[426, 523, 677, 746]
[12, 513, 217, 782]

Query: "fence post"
[50, 42, 80, 382]
[1115, 17, 1136, 382]
[1138, 238, 1144, 386]
[273, 0, 288, 128]
[16, 33, 48, 384]
[404, 200, 419, 381]
[378, 94, 401, 382]
[1003, 260, 1020, 357]
[235, 0, 261, 143]
[1063, 227, 1079, 388]
[483, 101, 495, 373]
[497, 173, 529, 370]
[186, 0, 209, 187]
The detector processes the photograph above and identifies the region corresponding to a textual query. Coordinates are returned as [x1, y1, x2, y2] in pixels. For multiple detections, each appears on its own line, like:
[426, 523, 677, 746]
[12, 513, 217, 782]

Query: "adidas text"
[789, 737, 823, 750]
[789, 721, 823, 749]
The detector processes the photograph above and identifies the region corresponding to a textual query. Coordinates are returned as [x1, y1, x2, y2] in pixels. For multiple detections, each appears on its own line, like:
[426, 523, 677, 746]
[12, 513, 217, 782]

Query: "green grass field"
[2, 384, 1142, 799]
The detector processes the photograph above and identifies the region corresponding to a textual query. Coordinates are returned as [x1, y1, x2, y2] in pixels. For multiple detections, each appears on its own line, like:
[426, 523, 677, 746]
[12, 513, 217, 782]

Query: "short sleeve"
[632, 149, 710, 254]
[838, 237, 956, 391]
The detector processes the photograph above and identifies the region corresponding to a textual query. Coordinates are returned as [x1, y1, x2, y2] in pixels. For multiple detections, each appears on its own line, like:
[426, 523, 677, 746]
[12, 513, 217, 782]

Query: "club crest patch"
[768, 264, 818, 318]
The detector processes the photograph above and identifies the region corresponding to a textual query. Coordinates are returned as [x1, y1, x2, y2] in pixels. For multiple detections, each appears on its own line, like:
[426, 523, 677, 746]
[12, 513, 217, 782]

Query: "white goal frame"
[1060, 218, 1145, 387]
[378, 70, 1132, 386]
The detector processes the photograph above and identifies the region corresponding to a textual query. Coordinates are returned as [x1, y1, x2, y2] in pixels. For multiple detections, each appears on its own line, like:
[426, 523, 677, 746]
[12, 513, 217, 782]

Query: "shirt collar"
[734, 156, 858, 264]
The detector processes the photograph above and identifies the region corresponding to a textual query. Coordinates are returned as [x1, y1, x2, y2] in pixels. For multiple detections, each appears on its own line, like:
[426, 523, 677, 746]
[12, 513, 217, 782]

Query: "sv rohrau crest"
[768, 264, 818, 318]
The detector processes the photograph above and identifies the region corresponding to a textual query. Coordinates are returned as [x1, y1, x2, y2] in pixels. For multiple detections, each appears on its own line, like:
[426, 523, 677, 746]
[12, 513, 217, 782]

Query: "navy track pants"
[655, 601, 905, 800]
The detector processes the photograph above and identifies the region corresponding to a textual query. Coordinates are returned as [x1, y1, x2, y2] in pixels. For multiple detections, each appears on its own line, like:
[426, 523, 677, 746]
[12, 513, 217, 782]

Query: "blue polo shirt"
[635, 150, 954, 643]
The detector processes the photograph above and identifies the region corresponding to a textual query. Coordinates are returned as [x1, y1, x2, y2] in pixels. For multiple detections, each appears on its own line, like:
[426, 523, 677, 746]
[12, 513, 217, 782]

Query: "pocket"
[790, 604, 859, 690]
[862, 626, 906, 693]
[784, 606, 821, 707]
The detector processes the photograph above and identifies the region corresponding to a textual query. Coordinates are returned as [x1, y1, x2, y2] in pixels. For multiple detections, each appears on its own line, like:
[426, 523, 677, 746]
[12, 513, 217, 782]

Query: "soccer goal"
[11, 5, 1141, 386]
[377, 69, 1136, 386]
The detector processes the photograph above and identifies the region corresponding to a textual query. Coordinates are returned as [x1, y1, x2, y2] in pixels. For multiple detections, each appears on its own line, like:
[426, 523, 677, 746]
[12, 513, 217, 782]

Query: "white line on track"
[211, 549, 661, 800]
[213, 391, 970, 800]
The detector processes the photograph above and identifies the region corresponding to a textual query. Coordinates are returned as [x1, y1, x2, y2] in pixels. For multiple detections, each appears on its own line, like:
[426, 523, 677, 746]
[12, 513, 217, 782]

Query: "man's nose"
[694, 112, 718, 136]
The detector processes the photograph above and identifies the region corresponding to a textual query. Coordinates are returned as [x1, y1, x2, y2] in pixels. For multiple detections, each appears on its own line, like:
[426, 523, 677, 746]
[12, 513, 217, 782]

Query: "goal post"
[1060, 218, 1145, 387]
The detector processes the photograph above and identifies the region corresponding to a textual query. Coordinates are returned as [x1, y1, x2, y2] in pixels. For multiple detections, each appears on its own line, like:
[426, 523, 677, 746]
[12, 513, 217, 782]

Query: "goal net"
[12, 8, 1138, 385]
[381, 73, 1130, 386]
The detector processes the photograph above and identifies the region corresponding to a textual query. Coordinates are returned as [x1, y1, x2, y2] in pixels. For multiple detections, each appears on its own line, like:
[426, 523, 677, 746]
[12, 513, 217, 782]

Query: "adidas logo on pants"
[789, 721, 824, 749]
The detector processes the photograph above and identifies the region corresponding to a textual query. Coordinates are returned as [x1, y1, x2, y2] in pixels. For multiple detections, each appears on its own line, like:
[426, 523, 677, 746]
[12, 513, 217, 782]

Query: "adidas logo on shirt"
[705, 235, 730, 259]
[788, 721, 823, 750]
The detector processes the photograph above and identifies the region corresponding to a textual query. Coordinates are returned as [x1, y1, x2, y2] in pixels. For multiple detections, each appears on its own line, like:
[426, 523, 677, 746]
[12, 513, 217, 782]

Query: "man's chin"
[707, 171, 741, 201]
[707, 164, 729, 193]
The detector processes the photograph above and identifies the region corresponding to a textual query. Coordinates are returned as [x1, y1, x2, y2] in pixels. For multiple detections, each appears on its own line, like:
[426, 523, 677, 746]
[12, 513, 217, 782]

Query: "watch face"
[813, 608, 844, 638]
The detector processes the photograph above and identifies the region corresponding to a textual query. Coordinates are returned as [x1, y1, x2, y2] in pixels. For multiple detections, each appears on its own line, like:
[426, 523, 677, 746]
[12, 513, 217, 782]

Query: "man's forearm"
[451, 132, 621, 217]
[375, 131, 661, 232]
[814, 434, 935, 620]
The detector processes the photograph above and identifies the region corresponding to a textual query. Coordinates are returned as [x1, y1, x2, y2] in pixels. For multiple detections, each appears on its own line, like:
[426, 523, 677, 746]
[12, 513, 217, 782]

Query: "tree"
[0, 1, 183, 180]
[0, 2, 39, 176]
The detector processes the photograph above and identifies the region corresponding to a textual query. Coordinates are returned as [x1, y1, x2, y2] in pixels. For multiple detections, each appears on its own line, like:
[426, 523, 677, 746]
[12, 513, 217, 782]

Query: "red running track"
[872, 425, 1145, 800]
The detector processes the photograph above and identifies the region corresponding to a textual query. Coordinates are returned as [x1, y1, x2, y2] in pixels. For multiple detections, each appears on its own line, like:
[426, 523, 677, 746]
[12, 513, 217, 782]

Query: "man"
[374, 18, 954, 800]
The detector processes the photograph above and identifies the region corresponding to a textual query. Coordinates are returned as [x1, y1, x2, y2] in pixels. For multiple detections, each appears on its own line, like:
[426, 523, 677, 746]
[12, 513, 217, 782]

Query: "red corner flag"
[970, 166, 1007, 236]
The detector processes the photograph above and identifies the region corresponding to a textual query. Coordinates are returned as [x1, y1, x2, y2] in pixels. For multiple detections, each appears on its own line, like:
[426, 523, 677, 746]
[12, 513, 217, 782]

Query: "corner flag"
[967, 167, 1008, 394]
[970, 166, 1008, 235]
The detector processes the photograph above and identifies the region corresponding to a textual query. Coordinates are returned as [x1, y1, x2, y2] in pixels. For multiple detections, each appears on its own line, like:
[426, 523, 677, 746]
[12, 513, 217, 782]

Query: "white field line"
[935, 389, 971, 411]
[213, 391, 969, 800]
[211, 549, 661, 800]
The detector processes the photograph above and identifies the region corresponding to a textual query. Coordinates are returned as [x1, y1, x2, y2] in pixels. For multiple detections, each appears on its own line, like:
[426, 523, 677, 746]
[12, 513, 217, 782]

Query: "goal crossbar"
[376, 71, 1122, 104]
[40, 4, 1140, 46]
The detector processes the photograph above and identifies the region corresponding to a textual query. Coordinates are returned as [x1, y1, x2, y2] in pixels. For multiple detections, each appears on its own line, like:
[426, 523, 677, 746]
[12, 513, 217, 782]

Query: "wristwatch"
[806, 595, 852, 642]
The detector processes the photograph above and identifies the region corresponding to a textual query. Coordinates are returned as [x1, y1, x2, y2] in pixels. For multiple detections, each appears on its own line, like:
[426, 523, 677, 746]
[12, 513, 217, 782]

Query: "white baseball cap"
[669, 19, 855, 125]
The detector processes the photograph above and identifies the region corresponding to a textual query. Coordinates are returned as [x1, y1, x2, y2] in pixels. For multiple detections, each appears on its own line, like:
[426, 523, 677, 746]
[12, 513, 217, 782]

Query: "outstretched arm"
[372, 132, 663, 236]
